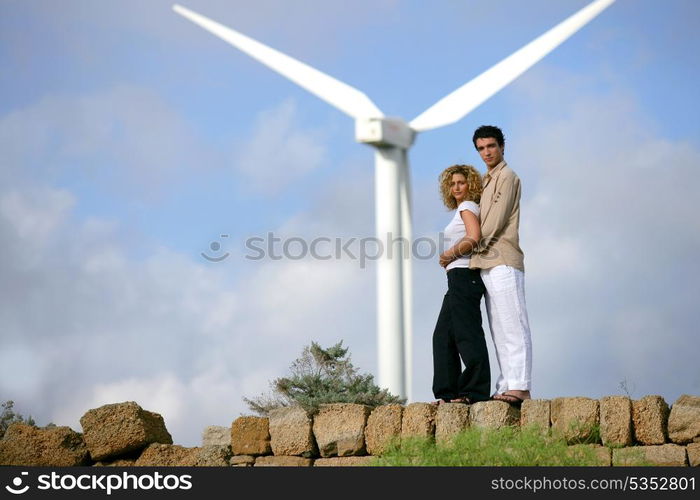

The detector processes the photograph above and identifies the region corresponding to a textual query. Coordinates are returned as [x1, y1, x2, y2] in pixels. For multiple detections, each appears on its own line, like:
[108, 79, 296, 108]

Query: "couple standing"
[432, 125, 532, 407]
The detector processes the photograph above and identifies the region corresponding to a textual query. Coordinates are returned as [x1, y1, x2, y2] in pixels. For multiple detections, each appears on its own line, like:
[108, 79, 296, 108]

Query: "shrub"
[244, 341, 405, 415]
[0, 400, 36, 439]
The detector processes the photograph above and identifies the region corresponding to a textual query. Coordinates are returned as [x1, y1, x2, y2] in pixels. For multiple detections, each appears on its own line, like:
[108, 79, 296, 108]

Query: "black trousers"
[432, 267, 491, 402]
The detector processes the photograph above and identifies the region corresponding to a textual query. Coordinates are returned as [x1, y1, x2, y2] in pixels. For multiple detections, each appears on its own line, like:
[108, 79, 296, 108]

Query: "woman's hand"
[439, 252, 454, 268]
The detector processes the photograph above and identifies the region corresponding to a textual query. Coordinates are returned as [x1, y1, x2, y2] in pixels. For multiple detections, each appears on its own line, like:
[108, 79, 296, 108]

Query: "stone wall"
[2, 395, 699, 467]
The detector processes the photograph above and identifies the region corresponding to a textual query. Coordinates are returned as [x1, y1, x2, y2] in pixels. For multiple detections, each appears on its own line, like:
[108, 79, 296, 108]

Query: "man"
[470, 125, 532, 405]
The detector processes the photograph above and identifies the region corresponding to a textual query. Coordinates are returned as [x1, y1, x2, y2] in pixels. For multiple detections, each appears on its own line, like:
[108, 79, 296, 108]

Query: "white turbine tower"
[173, 0, 615, 400]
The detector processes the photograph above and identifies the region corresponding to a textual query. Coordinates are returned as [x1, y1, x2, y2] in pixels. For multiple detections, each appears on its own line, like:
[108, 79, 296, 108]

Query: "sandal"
[491, 393, 525, 408]
[449, 397, 471, 405]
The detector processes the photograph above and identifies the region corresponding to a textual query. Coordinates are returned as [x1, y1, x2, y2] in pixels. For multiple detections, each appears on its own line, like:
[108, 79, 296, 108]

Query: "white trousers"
[480, 265, 532, 394]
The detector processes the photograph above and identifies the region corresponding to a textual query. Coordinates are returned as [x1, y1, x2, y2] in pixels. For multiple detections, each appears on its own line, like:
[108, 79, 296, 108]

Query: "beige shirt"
[470, 160, 525, 271]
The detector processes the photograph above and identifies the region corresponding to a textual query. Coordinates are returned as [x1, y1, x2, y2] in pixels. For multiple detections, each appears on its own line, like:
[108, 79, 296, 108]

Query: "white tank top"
[444, 200, 480, 271]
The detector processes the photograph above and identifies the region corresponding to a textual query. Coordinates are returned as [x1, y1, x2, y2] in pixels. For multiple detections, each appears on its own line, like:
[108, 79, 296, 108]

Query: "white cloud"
[0, 180, 379, 446]
[233, 99, 327, 194]
[507, 67, 700, 400]
[0, 188, 75, 267]
[0, 77, 378, 448]
[0, 85, 216, 199]
[82, 374, 186, 429]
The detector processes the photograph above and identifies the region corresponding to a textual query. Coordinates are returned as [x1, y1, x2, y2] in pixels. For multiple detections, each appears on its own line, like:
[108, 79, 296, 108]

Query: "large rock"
[521, 399, 550, 433]
[80, 401, 172, 461]
[314, 456, 375, 466]
[254, 455, 313, 467]
[668, 395, 700, 444]
[687, 443, 700, 467]
[600, 396, 633, 447]
[435, 403, 469, 444]
[365, 404, 403, 456]
[613, 444, 688, 466]
[134, 444, 197, 466]
[133, 444, 230, 466]
[194, 445, 232, 466]
[202, 425, 230, 447]
[93, 458, 138, 467]
[0, 423, 90, 466]
[566, 444, 612, 466]
[401, 403, 437, 439]
[230, 455, 256, 467]
[268, 406, 317, 457]
[312, 404, 370, 457]
[551, 397, 599, 444]
[231, 416, 270, 456]
[469, 401, 519, 429]
[632, 396, 669, 445]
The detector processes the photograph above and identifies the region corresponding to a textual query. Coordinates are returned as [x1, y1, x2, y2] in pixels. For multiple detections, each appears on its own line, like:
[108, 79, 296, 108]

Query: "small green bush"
[244, 341, 405, 416]
[0, 400, 36, 439]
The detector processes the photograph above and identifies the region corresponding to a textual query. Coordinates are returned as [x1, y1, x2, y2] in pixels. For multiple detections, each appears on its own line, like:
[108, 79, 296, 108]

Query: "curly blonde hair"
[439, 164, 483, 209]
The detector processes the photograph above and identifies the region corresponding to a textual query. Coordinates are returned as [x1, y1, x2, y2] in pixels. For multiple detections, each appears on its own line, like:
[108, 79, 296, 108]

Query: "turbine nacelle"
[355, 117, 415, 150]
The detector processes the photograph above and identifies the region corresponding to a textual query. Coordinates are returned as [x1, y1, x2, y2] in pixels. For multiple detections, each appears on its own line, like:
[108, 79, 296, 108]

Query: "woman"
[432, 165, 490, 405]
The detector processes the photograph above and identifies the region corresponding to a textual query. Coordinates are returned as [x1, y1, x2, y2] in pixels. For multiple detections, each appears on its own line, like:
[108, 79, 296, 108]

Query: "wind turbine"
[173, 0, 615, 400]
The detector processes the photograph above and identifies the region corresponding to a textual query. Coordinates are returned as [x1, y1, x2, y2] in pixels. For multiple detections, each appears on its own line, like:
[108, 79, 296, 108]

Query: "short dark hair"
[472, 125, 505, 149]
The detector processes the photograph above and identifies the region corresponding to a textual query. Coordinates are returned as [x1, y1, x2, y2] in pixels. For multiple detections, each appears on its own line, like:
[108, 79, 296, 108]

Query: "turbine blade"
[173, 4, 383, 119]
[409, 0, 615, 132]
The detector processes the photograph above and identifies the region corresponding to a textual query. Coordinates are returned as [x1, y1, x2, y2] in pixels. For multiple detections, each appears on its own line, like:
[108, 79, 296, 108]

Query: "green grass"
[371, 425, 607, 466]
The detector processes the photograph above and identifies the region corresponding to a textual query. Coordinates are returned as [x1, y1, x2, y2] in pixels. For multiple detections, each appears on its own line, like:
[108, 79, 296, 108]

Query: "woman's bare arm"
[439, 209, 481, 268]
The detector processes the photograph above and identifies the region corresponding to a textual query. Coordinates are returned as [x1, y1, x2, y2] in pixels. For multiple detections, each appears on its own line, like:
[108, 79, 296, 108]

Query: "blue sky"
[1, 0, 699, 447]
